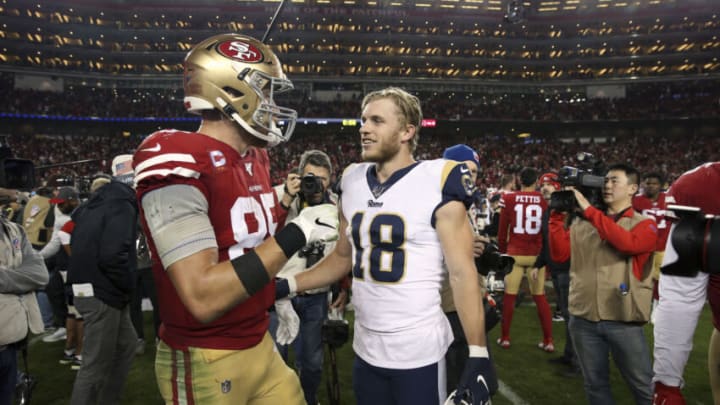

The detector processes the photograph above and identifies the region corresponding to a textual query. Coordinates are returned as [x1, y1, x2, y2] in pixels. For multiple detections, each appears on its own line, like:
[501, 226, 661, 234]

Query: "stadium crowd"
[1, 74, 718, 122]
[3, 128, 718, 199]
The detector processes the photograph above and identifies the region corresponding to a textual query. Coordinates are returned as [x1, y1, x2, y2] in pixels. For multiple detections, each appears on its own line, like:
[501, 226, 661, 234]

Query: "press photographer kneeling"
[271, 150, 347, 405]
[548, 163, 658, 405]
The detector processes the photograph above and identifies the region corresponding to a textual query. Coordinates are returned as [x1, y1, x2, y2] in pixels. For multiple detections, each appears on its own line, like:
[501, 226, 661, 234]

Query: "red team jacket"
[498, 191, 546, 256]
[134, 130, 287, 350]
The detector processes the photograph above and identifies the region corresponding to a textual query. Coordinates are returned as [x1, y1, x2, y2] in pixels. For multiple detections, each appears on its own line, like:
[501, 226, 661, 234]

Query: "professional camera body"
[475, 240, 514, 282]
[474, 236, 516, 332]
[549, 152, 606, 212]
[299, 241, 326, 268]
[0, 147, 35, 209]
[661, 204, 720, 277]
[299, 173, 325, 206]
[0, 157, 35, 191]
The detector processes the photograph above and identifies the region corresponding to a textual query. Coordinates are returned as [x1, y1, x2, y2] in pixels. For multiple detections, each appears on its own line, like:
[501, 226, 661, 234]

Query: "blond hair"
[361, 87, 422, 152]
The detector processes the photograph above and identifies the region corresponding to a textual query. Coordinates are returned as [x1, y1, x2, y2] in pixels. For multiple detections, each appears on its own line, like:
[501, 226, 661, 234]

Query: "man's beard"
[362, 134, 401, 163]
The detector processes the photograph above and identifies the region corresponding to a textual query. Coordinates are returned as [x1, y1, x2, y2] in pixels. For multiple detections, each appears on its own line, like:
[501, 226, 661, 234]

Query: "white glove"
[275, 298, 300, 346]
[289, 203, 339, 244]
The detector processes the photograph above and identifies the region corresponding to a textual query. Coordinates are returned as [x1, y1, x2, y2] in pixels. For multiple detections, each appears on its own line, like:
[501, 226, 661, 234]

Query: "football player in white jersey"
[276, 87, 493, 405]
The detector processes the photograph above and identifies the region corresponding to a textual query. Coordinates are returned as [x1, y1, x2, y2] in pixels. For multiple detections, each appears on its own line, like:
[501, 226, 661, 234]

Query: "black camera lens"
[475, 241, 514, 277]
[300, 174, 325, 204]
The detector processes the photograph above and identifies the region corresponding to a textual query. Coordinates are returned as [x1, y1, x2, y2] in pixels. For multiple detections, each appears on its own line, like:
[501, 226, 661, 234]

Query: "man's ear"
[629, 183, 639, 196]
[401, 124, 416, 144]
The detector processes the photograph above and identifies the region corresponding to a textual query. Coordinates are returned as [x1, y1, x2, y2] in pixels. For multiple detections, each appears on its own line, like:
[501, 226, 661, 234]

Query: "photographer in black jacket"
[67, 155, 138, 405]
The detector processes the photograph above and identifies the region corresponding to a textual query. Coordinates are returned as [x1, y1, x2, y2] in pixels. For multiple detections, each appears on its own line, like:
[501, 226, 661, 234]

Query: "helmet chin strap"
[215, 97, 281, 146]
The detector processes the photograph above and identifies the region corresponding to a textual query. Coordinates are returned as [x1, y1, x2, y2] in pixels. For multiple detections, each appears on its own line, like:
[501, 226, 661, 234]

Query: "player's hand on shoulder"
[290, 204, 339, 244]
[446, 346, 494, 405]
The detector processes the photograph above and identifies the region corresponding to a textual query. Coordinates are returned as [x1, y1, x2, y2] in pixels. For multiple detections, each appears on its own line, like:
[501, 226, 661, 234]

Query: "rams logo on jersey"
[461, 173, 475, 196]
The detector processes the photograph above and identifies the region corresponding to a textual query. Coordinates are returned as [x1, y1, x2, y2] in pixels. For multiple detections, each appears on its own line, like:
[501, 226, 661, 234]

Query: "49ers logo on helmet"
[216, 40, 263, 63]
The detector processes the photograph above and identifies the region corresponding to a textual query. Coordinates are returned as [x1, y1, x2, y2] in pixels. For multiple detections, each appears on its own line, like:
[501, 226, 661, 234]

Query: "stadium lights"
[0, 114, 447, 128]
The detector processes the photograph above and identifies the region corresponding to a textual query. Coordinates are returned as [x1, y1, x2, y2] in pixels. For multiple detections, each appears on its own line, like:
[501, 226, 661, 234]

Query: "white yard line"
[497, 379, 531, 405]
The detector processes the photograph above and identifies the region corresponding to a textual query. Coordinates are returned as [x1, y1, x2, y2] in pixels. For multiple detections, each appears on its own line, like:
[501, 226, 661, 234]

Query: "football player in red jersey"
[652, 162, 720, 405]
[632, 172, 670, 317]
[133, 34, 338, 405]
[496, 167, 554, 351]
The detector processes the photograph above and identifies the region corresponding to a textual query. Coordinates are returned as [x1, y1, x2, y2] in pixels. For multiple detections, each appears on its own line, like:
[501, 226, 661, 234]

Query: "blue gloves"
[446, 346, 495, 405]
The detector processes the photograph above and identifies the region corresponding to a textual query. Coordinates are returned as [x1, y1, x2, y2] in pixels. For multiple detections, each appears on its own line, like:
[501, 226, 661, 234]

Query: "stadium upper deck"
[0, 0, 718, 85]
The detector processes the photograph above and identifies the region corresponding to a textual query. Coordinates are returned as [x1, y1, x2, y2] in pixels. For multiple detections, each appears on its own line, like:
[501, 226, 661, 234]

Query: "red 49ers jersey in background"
[497, 191, 546, 256]
[134, 129, 284, 350]
[632, 192, 670, 251]
[666, 162, 720, 216]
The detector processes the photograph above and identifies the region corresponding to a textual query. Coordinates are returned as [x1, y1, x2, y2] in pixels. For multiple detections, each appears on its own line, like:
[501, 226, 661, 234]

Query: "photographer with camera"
[272, 149, 346, 405]
[549, 163, 657, 405]
[497, 167, 554, 352]
[652, 162, 720, 405]
[531, 173, 580, 375]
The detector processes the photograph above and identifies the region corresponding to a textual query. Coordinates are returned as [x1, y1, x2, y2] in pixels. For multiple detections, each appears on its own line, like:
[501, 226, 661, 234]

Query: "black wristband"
[275, 278, 290, 300]
[274, 223, 307, 258]
[230, 250, 270, 296]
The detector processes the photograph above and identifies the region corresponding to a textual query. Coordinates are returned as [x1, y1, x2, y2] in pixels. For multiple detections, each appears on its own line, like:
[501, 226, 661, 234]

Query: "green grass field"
[24, 299, 714, 404]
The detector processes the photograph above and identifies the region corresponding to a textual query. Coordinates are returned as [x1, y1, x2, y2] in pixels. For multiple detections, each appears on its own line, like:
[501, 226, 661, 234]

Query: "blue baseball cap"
[443, 144, 480, 169]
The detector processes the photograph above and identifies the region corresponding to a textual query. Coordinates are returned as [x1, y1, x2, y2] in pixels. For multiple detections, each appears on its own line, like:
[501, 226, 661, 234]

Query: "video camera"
[549, 152, 606, 212]
[475, 241, 513, 278]
[661, 204, 719, 277]
[1, 144, 34, 191]
[0, 158, 35, 192]
[299, 173, 325, 206]
[473, 237, 514, 333]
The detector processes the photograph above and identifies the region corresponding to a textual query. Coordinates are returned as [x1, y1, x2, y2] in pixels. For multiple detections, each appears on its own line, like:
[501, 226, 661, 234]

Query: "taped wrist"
[230, 250, 270, 296]
[274, 223, 307, 258]
[468, 345, 489, 358]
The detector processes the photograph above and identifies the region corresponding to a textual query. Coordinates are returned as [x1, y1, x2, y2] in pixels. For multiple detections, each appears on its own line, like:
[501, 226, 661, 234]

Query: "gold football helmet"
[183, 33, 297, 146]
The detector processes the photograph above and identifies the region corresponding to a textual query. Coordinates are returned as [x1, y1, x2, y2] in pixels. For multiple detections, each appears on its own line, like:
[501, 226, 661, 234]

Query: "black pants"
[46, 270, 68, 326]
[129, 267, 160, 341]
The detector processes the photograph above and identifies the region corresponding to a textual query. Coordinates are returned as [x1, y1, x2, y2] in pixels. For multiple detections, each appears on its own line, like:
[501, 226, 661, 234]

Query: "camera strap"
[609, 206, 632, 223]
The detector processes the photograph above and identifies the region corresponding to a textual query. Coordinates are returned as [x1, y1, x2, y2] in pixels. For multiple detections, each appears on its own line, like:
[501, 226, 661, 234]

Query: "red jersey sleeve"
[548, 211, 571, 263]
[582, 206, 657, 279]
[133, 130, 209, 200]
[60, 220, 75, 234]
